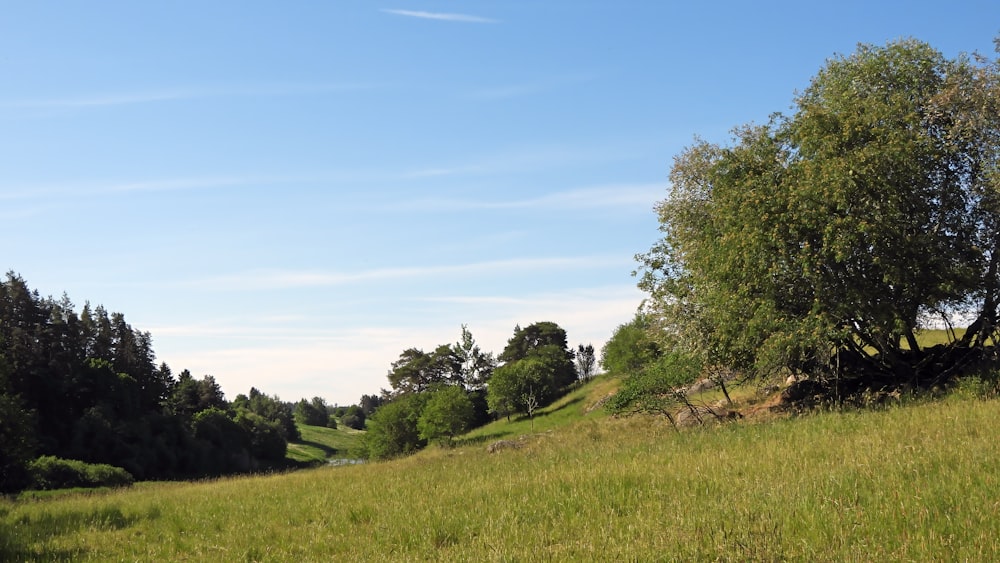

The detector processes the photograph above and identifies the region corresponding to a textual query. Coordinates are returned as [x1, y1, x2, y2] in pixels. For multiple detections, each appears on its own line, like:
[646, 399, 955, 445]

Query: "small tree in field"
[522, 387, 540, 432]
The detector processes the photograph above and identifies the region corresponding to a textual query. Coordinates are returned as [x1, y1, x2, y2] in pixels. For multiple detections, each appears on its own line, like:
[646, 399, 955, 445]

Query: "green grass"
[6, 379, 1000, 560]
[285, 423, 364, 464]
[460, 375, 618, 445]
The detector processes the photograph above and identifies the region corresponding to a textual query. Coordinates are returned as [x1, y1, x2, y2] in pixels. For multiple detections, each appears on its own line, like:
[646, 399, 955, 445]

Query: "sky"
[2, 2, 998, 406]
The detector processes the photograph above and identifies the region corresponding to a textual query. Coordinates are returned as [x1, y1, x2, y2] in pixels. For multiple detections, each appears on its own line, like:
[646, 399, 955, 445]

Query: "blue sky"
[2, 2, 998, 405]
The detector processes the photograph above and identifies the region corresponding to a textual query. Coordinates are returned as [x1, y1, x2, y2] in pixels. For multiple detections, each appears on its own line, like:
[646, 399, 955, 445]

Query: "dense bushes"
[27, 456, 134, 490]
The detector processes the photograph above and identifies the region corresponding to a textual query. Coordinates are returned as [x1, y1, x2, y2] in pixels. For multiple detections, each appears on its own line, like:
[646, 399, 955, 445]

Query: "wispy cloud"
[381, 9, 499, 23]
[396, 141, 649, 180]
[0, 82, 376, 111]
[398, 184, 664, 212]
[182, 256, 628, 291]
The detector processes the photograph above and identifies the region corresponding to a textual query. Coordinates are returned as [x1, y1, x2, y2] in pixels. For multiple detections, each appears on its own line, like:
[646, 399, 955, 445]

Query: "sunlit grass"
[5, 379, 1000, 560]
[285, 423, 364, 464]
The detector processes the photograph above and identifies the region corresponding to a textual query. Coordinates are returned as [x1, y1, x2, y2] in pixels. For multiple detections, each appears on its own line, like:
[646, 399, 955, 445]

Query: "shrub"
[27, 456, 134, 490]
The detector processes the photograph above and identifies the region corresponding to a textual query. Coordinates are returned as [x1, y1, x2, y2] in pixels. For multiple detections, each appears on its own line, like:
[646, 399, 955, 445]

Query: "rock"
[687, 378, 717, 394]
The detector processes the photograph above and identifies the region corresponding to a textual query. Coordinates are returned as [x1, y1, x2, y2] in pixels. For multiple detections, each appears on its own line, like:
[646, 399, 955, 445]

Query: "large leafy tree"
[639, 38, 1000, 387]
[498, 322, 577, 389]
[386, 346, 462, 395]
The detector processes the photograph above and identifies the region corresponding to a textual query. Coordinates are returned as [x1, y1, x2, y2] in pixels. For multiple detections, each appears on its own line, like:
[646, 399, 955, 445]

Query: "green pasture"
[4, 376, 1000, 561]
[285, 423, 364, 465]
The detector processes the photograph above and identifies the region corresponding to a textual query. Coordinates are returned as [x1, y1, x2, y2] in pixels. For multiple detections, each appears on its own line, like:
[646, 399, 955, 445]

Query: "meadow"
[285, 423, 364, 465]
[4, 373, 1000, 561]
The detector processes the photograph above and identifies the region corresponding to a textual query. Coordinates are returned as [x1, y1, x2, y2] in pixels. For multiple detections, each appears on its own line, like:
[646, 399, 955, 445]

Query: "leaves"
[640, 38, 1000, 382]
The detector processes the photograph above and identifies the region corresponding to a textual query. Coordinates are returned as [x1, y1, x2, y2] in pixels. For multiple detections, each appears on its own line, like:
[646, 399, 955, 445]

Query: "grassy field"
[4, 377, 1000, 560]
[285, 423, 365, 465]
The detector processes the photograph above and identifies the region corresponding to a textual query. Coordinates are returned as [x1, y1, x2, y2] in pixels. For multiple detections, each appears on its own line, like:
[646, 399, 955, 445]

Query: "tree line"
[0, 272, 318, 492]
[0, 271, 600, 489]
[359, 322, 596, 459]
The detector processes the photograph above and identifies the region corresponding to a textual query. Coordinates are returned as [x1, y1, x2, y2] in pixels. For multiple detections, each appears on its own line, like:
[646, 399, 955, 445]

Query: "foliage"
[488, 322, 579, 419]
[362, 393, 430, 460]
[341, 405, 366, 430]
[488, 358, 551, 418]
[358, 394, 384, 416]
[576, 343, 596, 379]
[235, 410, 287, 461]
[638, 39, 1000, 387]
[600, 313, 663, 375]
[386, 346, 462, 394]
[0, 271, 307, 491]
[499, 322, 573, 365]
[387, 326, 497, 395]
[606, 353, 702, 420]
[0, 390, 35, 493]
[26, 456, 134, 490]
[417, 385, 476, 445]
[454, 324, 496, 389]
[233, 387, 299, 441]
[294, 397, 329, 427]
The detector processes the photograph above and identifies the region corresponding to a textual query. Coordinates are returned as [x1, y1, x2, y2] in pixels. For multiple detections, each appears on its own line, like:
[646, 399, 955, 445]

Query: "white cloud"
[381, 9, 499, 23]
[180, 255, 630, 291]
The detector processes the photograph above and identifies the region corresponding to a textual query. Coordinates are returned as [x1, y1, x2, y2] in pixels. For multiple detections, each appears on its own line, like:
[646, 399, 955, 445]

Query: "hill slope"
[5, 382, 1000, 560]
[285, 423, 364, 464]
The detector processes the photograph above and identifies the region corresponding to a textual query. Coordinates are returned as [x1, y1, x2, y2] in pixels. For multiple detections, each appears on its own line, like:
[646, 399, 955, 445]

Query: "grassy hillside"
[460, 374, 619, 444]
[5, 376, 1000, 560]
[285, 423, 364, 464]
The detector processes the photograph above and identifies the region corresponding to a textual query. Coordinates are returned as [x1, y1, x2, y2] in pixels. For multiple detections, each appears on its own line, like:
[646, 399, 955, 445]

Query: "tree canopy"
[0, 272, 303, 491]
[487, 322, 578, 419]
[638, 38, 1000, 391]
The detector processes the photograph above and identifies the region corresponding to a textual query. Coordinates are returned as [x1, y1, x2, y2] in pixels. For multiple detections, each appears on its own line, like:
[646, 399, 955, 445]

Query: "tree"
[499, 322, 571, 364]
[386, 347, 462, 394]
[454, 325, 496, 389]
[362, 393, 429, 460]
[601, 314, 662, 375]
[576, 343, 596, 380]
[499, 322, 577, 388]
[0, 363, 36, 492]
[359, 394, 383, 416]
[417, 385, 475, 445]
[487, 357, 558, 420]
[294, 397, 329, 426]
[341, 404, 366, 430]
[235, 410, 287, 461]
[234, 388, 299, 441]
[638, 38, 1000, 391]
